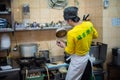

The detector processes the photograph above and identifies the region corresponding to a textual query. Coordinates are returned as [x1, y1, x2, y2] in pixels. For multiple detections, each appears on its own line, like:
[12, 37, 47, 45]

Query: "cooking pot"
[19, 43, 38, 57]
[39, 50, 49, 61]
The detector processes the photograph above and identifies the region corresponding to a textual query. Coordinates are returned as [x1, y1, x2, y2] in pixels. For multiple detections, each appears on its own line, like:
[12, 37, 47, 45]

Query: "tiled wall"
[103, 0, 120, 63]
[83, 0, 103, 42]
[13, 0, 76, 23]
[12, 0, 102, 41]
[0, 0, 103, 60]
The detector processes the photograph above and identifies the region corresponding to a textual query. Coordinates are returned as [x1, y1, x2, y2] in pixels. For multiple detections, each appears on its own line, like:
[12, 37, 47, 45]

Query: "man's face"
[66, 19, 73, 26]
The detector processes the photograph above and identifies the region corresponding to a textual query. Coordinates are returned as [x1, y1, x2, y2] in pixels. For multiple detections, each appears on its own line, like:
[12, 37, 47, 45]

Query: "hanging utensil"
[74, 0, 79, 7]
[82, 14, 90, 21]
[48, 0, 68, 9]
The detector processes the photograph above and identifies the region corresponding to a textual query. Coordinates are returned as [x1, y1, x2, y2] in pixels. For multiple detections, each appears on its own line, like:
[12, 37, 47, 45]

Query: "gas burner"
[20, 57, 35, 60]
[17, 58, 34, 69]
[17, 57, 46, 69]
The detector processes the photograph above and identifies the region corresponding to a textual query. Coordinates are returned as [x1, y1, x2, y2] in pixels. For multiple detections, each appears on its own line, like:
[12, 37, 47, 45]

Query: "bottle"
[7, 54, 12, 65]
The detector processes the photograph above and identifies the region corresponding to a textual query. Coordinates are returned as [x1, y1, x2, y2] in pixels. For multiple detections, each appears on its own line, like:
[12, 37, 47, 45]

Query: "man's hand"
[56, 40, 66, 48]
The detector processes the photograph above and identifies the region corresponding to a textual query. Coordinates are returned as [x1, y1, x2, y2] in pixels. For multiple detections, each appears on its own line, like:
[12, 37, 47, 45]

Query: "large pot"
[19, 43, 38, 57]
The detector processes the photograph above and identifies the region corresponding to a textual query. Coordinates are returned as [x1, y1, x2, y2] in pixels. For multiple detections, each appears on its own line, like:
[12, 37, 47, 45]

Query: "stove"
[16, 57, 47, 80]
[17, 57, 46, 69]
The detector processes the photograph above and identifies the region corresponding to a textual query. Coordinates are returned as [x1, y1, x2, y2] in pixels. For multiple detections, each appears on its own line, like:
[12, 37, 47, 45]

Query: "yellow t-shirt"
[65, 21, 98, 56]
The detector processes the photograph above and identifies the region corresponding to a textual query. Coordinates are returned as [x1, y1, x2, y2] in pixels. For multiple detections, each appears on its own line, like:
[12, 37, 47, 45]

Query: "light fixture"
[104, 0, 109, 9]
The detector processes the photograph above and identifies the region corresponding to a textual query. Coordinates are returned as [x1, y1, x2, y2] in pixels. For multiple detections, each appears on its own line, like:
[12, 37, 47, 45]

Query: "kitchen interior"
[0, 0, 120, 80]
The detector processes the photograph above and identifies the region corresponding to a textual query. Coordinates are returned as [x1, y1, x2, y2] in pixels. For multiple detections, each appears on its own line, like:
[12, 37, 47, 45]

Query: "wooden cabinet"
[107, 63, 120, 80]
[93, 61, 105, 80]
[0, 0, 14, 32]
[0, 68, 21, 80]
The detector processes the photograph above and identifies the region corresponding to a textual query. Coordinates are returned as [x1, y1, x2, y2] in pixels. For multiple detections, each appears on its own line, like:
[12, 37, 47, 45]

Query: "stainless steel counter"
[0, 68, 20, 73]
[0, 60, 20, 80]
[0, 68, 20, 80]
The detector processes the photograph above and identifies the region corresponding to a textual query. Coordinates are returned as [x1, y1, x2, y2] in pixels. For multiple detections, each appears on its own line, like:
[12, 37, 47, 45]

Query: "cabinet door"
[0, 71, 20, 80]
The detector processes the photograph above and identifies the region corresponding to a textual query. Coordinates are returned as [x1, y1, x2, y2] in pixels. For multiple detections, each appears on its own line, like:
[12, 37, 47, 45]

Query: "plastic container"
[1, 34, 11, 49]
[89, 43, 107, 62]
[94, 71, 104, 80]
[112, 48, 120, 66]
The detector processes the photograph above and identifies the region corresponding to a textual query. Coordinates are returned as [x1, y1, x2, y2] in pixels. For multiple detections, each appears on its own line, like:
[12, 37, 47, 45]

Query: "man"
[56, 6, 98, 80]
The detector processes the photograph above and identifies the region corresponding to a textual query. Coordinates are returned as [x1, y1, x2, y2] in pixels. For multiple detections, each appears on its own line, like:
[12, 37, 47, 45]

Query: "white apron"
[65, 53, 90, 80]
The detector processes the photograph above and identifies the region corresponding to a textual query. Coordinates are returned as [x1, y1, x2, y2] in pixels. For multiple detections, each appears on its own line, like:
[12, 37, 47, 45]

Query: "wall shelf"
[0, 11, 11, 15]
[15, 26, 71, 31]
[15, 27, 59, 31]
[0, 28, 14, 32]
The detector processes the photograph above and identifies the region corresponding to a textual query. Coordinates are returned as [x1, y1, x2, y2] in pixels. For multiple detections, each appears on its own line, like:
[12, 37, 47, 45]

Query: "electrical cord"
[44, 65, 50, 80]
[25, 68, 28, 78]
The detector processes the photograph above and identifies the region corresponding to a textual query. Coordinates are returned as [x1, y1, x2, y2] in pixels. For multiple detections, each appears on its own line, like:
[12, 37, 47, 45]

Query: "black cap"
[64, 6, 78, 20]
